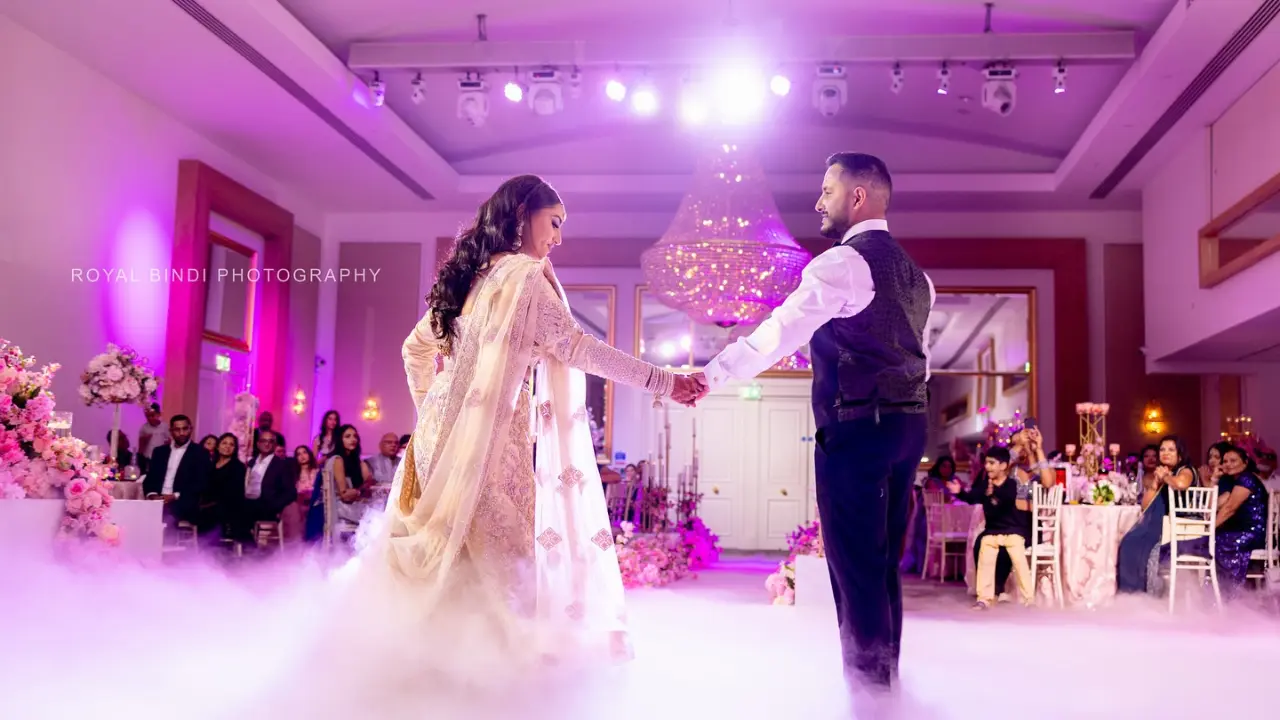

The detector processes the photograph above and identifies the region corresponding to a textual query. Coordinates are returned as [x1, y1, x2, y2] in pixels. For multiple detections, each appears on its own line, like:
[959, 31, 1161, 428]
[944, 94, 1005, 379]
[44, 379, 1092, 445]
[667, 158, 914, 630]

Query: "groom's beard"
[819, 216, 850, 240]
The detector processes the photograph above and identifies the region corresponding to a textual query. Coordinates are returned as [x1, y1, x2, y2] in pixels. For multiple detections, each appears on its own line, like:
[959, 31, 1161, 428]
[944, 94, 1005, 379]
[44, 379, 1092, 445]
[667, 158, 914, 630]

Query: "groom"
[698, 153, 933, 690]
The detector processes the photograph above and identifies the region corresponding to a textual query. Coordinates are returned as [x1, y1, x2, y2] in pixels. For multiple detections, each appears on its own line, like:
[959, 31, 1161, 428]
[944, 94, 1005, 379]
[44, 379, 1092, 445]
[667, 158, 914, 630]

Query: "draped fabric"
[350, 253, 665, 686]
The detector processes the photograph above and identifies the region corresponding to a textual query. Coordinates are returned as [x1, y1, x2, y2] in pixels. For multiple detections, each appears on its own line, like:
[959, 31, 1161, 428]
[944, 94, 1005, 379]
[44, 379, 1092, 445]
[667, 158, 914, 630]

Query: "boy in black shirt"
[949, 446, 1035, 609]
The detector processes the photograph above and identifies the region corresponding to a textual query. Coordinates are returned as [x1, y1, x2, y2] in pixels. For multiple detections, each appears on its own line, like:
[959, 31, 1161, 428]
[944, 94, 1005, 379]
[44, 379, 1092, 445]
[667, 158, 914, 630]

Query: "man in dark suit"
[699, 154, 933, 695]
[233, 429, 296, 540]
[143, 414, 211, 526]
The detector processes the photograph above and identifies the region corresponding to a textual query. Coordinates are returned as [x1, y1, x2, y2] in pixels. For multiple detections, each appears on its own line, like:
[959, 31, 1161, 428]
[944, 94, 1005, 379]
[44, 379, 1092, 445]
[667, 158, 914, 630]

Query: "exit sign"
[215, 354, 231, 372]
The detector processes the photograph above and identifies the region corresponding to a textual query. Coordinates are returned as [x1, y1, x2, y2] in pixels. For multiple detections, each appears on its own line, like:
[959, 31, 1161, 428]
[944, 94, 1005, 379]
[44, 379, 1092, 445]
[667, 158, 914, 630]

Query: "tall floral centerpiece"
[1, 339, 119, 546]
[230, 391, 259, 462]
[79, 343, 158, 466]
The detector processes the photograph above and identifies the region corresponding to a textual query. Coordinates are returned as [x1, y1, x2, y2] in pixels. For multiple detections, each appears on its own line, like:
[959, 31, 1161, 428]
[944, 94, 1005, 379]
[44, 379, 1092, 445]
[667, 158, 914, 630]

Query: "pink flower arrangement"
[614, 516, 722, 589]
[1074, 402, 1110, 415]
[765, 518, 824, 605]
[79, 343, 158, 407]
[1, 339, 120, 548]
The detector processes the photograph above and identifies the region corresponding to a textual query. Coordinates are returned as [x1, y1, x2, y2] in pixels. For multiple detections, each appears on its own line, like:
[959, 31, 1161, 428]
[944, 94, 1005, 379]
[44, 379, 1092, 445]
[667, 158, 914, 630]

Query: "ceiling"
[3, 0, 1279, 214]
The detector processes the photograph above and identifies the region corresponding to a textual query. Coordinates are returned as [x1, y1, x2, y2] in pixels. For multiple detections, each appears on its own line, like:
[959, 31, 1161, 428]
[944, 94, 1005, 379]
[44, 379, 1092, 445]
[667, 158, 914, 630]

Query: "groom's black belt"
[828, 399, 927, 425]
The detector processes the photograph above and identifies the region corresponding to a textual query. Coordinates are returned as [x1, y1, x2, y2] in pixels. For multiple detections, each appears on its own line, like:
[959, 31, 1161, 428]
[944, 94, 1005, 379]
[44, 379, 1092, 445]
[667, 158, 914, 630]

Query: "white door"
[755, 397, 814, 550]
[691, 396, 752, 549]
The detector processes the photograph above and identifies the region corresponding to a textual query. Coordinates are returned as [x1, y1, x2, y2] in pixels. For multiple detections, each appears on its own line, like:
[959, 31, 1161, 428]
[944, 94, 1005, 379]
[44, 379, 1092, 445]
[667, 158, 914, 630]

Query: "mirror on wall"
[203, 233, 257, 352]
[635, 286, 810, 376]
[926, 288, 1036, 463]
[1199, 174, 1280, 288]
[564, 285, 616, 459]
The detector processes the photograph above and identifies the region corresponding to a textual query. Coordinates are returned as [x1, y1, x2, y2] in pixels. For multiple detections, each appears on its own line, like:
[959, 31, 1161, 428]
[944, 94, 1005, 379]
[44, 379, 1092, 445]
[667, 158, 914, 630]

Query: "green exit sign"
[215, 354, 231, 373]
[739, 384, 763, 401]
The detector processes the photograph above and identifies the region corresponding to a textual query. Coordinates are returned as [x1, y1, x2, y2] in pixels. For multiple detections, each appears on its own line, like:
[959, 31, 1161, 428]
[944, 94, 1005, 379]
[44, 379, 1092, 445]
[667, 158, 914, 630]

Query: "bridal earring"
[514, 220, 524, 250]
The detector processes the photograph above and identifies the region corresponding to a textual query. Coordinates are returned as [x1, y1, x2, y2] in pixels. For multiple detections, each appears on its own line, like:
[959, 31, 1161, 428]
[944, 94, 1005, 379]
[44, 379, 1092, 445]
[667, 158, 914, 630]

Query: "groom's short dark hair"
[826, 152, 893, 200]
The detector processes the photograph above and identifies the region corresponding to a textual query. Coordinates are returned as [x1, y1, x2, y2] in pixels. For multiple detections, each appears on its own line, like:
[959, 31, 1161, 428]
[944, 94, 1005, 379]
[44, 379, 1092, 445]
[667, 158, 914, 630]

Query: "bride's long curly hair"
[427, 174, 562, 354]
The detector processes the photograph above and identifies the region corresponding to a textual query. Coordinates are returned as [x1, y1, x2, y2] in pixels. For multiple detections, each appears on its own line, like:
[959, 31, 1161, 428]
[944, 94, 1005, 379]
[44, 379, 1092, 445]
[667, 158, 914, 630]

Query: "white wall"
[0, 15, 321, 450]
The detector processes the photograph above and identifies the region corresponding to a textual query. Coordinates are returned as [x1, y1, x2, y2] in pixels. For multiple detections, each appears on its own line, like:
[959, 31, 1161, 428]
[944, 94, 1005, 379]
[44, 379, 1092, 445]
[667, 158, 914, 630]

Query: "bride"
[337, 174, 706, 699]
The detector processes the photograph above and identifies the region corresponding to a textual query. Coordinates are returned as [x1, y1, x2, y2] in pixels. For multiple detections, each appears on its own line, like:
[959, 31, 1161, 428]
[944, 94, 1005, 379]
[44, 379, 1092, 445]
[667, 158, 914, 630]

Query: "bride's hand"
[670, 374, 708, 407]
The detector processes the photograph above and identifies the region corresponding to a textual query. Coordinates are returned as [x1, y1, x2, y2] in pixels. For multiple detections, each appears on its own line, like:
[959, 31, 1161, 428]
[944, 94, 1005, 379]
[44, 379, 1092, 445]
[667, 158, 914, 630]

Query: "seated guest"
[283, 445, 320, 541]
[313, 410, 341, 460]
[251, 411, 285, 460]
[233, 430, 296, 541]
[1256, 446, 1278, 492]
[1116, 435, 1196, 596]
[203, 433, 245, 539]
[368, 433, 401, 486]
[106, 430, 134, 470]
[1199, 441, 1232, 488]
[332, 424, 375, 524]
[1159, 445, 1269, 598]
[199, 434, 219, 459]
[950, 424, 1055, 600]
[901, 455, 959, 574]
[956, 446, 1035, 609]
[143, 415, 210, 527]
[398, 434, 411, 455]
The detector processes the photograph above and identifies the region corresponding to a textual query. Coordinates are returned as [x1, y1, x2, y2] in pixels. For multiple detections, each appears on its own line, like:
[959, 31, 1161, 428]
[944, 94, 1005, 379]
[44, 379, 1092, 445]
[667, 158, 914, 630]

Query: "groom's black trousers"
[814, 411, 928, 688]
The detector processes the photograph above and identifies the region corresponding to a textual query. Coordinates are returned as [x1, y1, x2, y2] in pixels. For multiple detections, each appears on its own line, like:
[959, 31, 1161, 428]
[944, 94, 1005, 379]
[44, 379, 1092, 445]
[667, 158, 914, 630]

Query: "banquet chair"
[1245, 490, 1279, 589]
[1166, 486, 1221, 613]
[921, 490, 966, 581]
[162, 520, 199, 554]
[253, 520, 285, 551]
[606, 478, 637, 526]
[1027, 484, 1065, 607]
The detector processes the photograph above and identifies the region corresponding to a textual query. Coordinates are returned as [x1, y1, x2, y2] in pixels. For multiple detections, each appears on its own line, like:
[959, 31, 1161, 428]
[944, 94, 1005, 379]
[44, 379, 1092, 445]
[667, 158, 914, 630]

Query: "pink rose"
[783, 588, 795, 604]
[65, 478, 88, 498]
[98, 523, 120, 544]
[83, 489, 103, 509]
[64, 495, 85, 514]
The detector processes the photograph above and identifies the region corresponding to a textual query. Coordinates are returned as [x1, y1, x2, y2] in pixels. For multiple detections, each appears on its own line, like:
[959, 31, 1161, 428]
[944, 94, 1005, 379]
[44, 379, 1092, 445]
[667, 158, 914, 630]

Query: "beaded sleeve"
[402, 312, 442, 410]
[532, 278, 676, 397]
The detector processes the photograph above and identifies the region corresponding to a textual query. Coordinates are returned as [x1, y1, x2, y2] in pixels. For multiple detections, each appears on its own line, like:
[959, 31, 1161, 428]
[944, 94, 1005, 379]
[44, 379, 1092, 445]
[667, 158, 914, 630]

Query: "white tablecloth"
[0, 499, 164, 565]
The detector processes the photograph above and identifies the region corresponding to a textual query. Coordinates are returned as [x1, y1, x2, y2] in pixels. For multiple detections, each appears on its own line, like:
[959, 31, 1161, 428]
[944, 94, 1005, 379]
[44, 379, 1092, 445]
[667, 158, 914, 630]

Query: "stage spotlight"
[567, 68, 583, 99]
[890, 64, 904, 94]
[527, 68, 563, 115]
[937, 63, 951, 95]
[679, 79, 709, 125]
[631, 84, 658, 115]
[714, 68, 766, 124]
[812, 65, 847, 118]
[503, 80, 524, 102]
[770, 73, 791, 96]
[981, 63, 1018, 116]
[369, 72, 386, 107]
[605, 79, 628, 102]
[410, 73, 426, 105]
[1053, 61, 1067, 94]
[457, 77, 490, 127]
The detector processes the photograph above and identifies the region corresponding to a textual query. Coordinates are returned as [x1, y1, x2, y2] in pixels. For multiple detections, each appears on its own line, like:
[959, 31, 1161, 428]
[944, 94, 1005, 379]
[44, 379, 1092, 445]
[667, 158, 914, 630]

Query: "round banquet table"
[963, 503, 1143, 607]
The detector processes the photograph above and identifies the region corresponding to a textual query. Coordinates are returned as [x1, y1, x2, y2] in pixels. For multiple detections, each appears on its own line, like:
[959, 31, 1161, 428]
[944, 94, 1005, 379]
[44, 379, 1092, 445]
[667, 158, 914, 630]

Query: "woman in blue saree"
[1116, 435, 1196, 595]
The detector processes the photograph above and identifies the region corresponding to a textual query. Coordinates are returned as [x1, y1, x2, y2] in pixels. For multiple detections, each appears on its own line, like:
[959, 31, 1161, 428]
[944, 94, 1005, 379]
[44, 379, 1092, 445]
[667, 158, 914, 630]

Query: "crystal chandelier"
[641, 143, 809, 327]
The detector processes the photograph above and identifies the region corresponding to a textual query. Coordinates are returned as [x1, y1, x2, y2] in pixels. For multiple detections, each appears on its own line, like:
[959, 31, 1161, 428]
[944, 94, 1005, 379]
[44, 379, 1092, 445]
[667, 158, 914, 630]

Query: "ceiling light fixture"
[937, 62, 951, 95]
[410, 73, 426, 105]
[890, 63, 904, 94]
[527, 68, 563, 115]
[368, 71, 386, 107]
[1053, 60, 1067, 94]
[457, 75, 490, 126]
[812, 64, 847, 118]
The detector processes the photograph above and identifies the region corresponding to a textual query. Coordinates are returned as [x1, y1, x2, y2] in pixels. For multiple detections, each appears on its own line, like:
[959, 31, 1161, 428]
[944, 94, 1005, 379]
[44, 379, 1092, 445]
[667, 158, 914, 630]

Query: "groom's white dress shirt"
[702, 219, 935, 390]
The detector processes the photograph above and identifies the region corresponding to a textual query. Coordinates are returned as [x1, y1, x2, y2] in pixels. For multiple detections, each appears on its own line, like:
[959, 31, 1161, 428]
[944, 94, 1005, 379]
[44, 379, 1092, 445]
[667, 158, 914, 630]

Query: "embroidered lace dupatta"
[383, 254, 628, 664]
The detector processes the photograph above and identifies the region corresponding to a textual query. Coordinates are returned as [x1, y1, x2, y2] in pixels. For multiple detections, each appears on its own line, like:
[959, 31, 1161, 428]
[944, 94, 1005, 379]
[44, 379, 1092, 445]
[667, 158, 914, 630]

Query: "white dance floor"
[1, 552, 1277, 719]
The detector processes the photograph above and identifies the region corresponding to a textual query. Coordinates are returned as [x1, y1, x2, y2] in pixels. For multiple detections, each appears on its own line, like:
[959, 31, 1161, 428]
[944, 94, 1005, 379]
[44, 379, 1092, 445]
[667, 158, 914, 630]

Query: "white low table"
[793, 554, 835, 617]
[0, 499, 164, 565]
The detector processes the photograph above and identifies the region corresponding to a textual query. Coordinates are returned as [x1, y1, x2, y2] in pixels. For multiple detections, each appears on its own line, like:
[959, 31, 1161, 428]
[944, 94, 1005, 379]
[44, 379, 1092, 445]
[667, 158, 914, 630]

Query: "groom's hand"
[671, 374, 707, 407]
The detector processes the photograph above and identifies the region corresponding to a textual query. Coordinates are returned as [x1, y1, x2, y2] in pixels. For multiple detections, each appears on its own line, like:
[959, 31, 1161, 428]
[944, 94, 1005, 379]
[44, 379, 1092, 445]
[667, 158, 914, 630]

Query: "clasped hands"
[670, 372, 710, 407]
